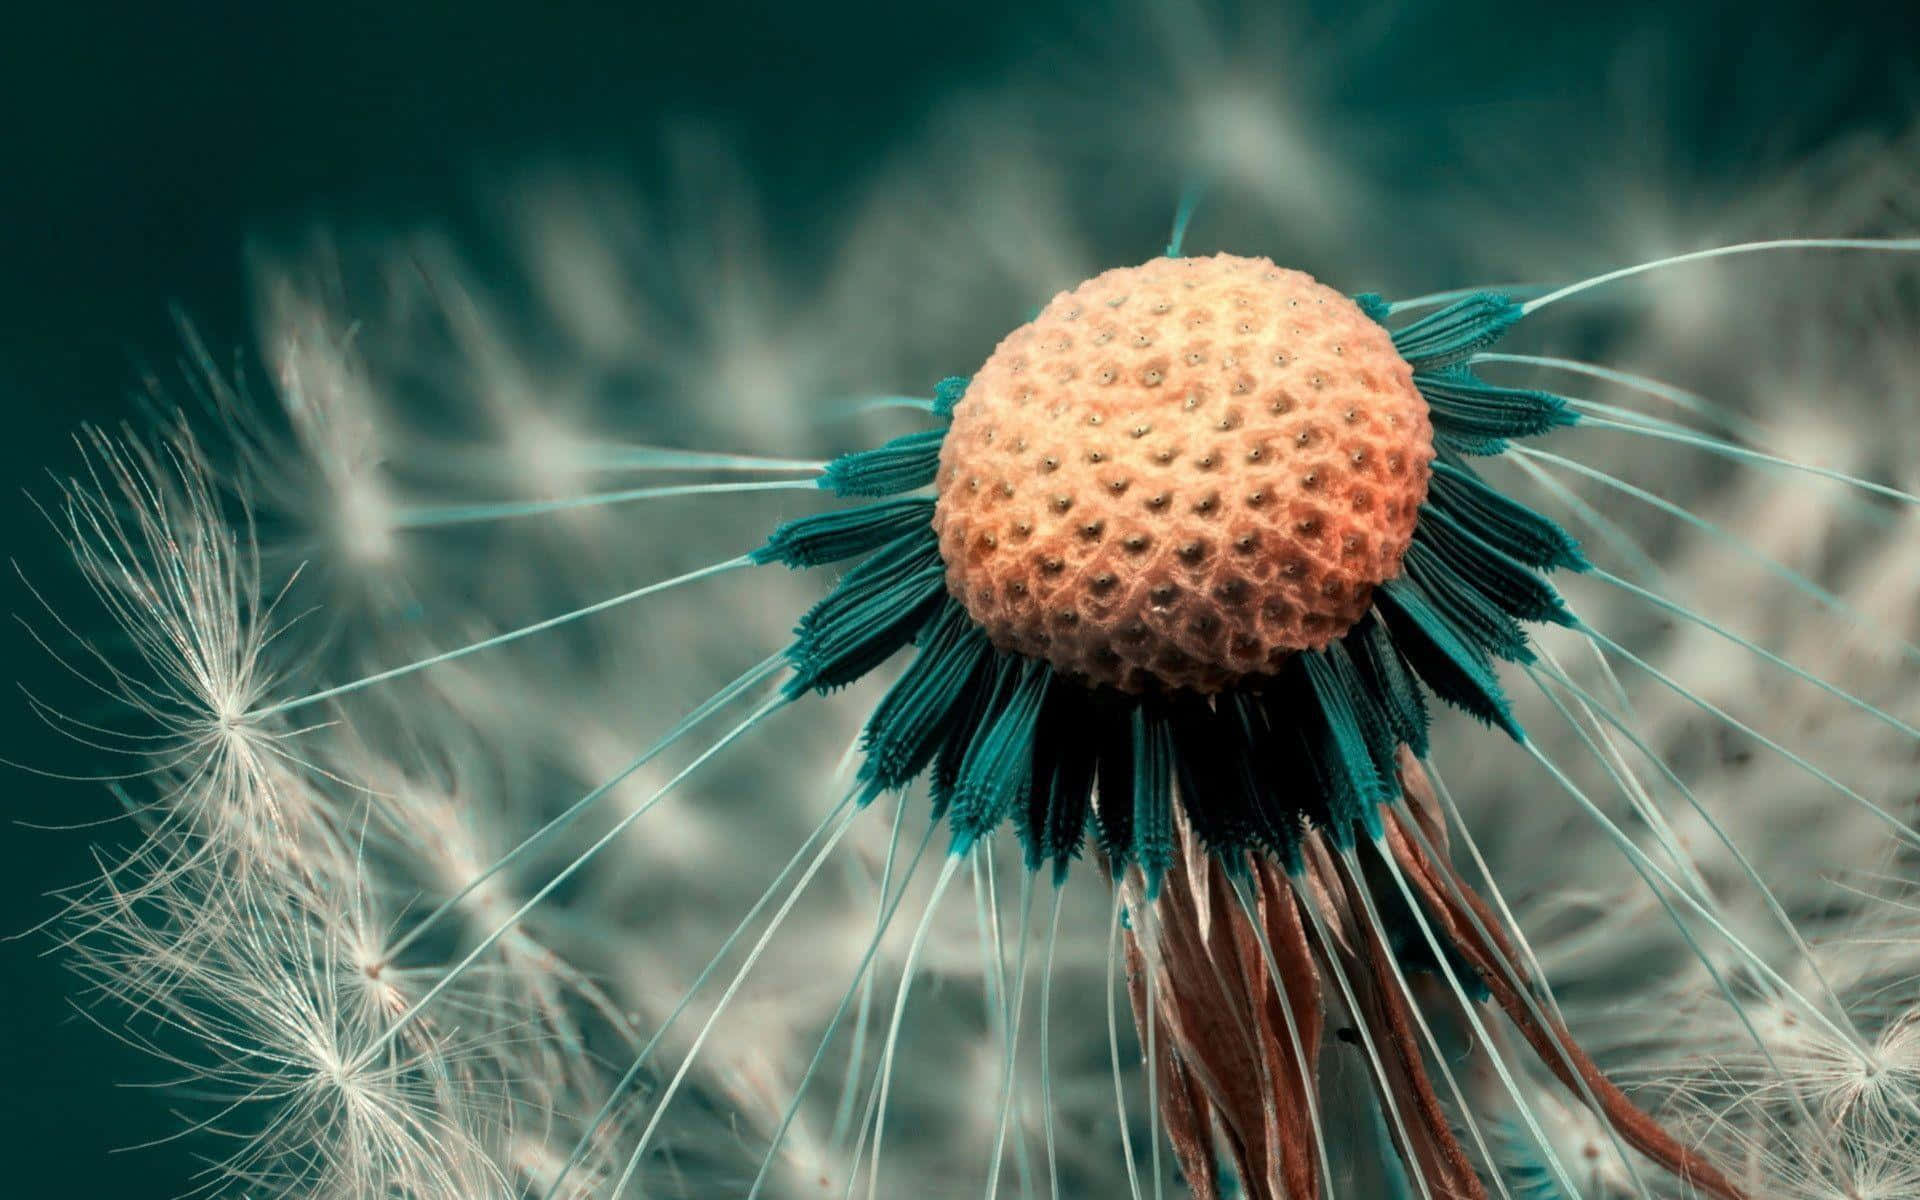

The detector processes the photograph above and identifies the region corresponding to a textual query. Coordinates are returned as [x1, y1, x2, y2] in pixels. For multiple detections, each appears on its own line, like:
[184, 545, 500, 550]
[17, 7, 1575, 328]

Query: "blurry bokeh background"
[3, 1, 1916, 1193]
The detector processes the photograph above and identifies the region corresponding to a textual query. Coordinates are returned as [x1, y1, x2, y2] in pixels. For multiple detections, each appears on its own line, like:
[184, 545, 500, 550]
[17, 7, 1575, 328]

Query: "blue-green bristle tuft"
[1416, 365, 1578, 455]
[1325, 642, 1405, 790]
[1222, 692, 1310, 873]
[857, 598, 993, 795]
[1129, 706, 1176, 899]
[752, 497, 936, 568]
[818, 427, 947, 497]
[931, 375, 970, 418]
[927, 646, 1007, 821]
[1347, 615, 1430, 759]
[1374, 579, 1524, 740]
[785, 528, 945, 695]
[1021, 685, 1098, 881]
[1166, 695, 1262, 860]
[1255, 666, 1345, 837]
[1401, 542, 1536, 664]
[1388, 292, 1524, 369]
[1428, 460, 1589, 572]
[1413, 506, 1577, 627]
[947, 658, 1051, 854]
[1300, 649, 1395, 843]
[1092, 702, 1138, 877]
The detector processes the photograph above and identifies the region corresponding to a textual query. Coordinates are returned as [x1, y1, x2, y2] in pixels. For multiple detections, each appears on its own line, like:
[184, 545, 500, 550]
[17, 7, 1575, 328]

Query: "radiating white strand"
[1391, 790, 1657, 1200]
[558, 443, 827, 474]
[974, 847, 1007, 1048]
[1584, 568, 1919, 740]
[1289, 870, 1442, 1200]
[1472, 352, 1767, 443]
[1333, 846, 1517, 1200]
[1528, 645, 1715, 903]
[1365, 840, 1584, 1198]
[856, 853, 965, 1200]
[609, 804, 863, 1198]
[829, 792, 914, 1153]
[552, 788, 867, 1197]
[1513, 738, 1855, 1180]
[1140, 898, 1164, 1200]
[1529, 647, 1865, 1049]
[1574, 414, 1919, 507]
[984, 869, 1038, 1199]
[1582, 627, 1920, 853]
[1520, 238, 1920, 314]
[251, 555, 754, 718]
[974, 839, 1037, 1196]
[383, 653, 786, 967]
[1420, 760, 1581, 1035]
[1510, 446, 1920, 663]
[1385, 284, 1546, 314]
[354, 693, 789, 1071]
[1530, 633, 1878, 1171]
[1523, 685, 1865, 1057]
[748, 809, 935, 1199]
[1038, 883, 1067, 1200]
[1503, 454, 1668, 584]
[1106, 885, 1147, 1200]
[393, 477, 819, 528]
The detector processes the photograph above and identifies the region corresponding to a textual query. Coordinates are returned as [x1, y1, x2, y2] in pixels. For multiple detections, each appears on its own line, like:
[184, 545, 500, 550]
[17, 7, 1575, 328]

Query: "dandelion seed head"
[934, 254, 1432, 691]
[20, 24, 1920, 1190]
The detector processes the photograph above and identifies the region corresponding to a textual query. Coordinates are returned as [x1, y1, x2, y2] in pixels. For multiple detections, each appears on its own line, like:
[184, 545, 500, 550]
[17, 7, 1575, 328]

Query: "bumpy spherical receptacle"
[934, 253, 1434, 693]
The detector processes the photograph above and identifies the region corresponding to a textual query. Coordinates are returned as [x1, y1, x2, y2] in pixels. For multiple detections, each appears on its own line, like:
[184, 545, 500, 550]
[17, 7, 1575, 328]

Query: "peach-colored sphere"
[933, 254, 1434, 693]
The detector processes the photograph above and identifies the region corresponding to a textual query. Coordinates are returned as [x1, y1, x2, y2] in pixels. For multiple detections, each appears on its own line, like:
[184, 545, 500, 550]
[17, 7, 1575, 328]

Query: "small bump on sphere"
[934, 253, 1434, 693]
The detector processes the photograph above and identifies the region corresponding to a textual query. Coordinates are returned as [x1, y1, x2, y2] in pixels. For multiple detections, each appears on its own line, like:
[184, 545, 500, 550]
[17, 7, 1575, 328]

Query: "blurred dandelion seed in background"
[11, 10, 1920, 1198]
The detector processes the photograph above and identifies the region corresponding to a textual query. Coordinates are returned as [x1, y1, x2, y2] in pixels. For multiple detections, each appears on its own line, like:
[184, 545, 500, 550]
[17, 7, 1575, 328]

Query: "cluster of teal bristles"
[751, 293, 1588, 899]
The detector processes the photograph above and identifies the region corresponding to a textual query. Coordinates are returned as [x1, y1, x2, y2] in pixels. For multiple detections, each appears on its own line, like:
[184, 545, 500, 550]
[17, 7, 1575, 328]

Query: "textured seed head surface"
[933, 254, 1434, 693]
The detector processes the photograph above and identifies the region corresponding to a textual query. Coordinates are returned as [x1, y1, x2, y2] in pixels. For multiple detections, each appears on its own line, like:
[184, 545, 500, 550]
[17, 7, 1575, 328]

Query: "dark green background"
[2, 2, 1913, 1194]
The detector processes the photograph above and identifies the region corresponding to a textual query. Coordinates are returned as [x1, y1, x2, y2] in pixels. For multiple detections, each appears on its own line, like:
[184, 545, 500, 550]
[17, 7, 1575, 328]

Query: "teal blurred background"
[1, 1, 1914, 1193]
